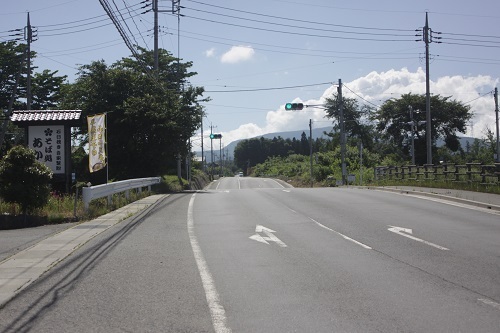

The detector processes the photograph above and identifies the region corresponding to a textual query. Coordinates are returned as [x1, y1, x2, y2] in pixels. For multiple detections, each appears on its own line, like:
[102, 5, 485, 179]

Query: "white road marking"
[188, 193, 232, 333]
[249, 225, 287, 247]
[282, 190, 291, 193]
[237, 177, 241, 190]
[388, 226, 449, 251]
[390, 191, 500, 216]
[271, 179, 285, 188]
[310, 218, 372, 250]
[478, 298, 500, 311]
[215, 180, 221, 190]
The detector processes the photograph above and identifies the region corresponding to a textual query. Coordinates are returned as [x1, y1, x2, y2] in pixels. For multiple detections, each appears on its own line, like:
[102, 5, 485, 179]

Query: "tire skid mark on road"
[188, 193, 232, 333]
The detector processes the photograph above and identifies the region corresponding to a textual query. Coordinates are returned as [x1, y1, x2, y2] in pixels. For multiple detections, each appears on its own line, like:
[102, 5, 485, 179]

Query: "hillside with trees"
[235, 93, 497, 185]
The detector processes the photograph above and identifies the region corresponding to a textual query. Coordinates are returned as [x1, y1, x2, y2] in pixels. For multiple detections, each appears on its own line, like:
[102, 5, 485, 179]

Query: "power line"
[183, 6, 414, 38]
[182, 15, 415, 43]
[462, 90, 494, 105]
[36, 2, 143, 28]
[187, 0, 415, 32]
[343, 84, 381, 109]
[440, 41, 500, 49]
[178, 29, 418, 59]
[205, 82, 332, 93]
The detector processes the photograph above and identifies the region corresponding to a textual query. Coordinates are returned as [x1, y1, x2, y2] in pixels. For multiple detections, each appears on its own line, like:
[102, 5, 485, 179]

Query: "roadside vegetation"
[0, 39, 498, 229]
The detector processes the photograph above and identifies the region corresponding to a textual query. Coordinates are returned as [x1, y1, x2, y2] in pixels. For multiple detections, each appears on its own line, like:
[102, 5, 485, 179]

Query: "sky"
[2, 0, 500, 154]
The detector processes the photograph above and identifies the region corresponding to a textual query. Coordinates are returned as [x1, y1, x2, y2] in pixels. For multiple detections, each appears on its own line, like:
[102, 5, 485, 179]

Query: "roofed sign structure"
[11, 110, 82, 193]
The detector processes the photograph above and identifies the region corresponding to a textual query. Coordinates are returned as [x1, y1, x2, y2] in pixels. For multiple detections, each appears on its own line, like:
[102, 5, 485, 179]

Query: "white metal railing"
[82, 177, 161, 211]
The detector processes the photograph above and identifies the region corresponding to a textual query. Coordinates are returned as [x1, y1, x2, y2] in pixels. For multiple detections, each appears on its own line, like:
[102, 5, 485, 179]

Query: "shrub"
[0, 146, 52, 214]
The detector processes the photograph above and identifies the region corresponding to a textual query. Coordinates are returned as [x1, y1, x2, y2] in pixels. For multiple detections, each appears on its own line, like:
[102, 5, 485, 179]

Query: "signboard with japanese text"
[28, 125, 65, 174]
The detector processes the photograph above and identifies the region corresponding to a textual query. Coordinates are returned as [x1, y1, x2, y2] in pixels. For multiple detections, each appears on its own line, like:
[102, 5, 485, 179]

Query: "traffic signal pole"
[285, 79, 346, 185]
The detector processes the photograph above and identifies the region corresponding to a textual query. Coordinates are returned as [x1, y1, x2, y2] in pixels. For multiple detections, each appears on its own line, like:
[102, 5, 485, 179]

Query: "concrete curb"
[365, 186, 500, 212]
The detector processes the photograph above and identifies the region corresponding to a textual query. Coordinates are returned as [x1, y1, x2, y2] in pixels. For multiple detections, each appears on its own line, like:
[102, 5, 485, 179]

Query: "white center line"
[479, 298, 500, 311]
[310, 217, 372, 250]
[188, 193, 232, 333]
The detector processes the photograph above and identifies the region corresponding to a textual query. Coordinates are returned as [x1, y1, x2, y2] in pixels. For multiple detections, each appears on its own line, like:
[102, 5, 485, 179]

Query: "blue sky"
[2, 0, 500, 152]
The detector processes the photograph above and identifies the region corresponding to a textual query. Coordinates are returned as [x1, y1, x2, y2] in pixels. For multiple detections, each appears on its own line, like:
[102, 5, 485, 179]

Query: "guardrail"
[374, 163, 500, 185]
[82, 177, 161, 211]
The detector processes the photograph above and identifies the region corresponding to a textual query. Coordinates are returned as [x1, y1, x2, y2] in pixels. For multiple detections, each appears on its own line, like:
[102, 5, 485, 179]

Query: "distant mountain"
[195, 126, 333, 162]
[195, 127, 477, 163]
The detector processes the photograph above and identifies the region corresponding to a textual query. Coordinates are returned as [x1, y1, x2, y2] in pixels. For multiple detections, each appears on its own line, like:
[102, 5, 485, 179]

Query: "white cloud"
[339, 68, 497, 137]
[195, 69, 498, 146]
[204, 48, 216, 58]
[220, 45, 255, 64]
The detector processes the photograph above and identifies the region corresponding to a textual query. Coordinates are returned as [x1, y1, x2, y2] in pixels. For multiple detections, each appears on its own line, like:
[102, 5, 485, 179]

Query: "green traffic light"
[285, 102, 304, 111]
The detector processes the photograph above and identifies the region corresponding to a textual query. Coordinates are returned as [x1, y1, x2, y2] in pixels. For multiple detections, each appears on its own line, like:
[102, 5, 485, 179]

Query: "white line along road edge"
[188, 193, 232, 333]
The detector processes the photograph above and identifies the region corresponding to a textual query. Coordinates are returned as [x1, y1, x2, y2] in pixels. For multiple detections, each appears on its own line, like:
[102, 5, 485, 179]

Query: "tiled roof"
[11, 110, 82, 123]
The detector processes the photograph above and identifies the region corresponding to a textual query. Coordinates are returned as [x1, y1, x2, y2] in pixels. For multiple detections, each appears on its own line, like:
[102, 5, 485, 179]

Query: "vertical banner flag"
[87, 113, 106, 173]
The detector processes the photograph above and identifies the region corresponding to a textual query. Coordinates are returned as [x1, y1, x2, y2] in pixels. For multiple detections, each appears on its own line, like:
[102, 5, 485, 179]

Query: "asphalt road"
[0, 177, 499, 332]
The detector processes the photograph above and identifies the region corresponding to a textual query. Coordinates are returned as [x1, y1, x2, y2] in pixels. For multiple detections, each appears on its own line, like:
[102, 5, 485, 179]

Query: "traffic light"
[285, 102, 304, 111]
[210, 133, 222, 139]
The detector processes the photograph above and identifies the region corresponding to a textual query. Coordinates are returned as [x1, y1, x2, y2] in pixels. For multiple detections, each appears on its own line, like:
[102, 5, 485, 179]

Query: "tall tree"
[31, 69, 67, 110]
[375, 93, 472, 165]
[60, 48, 207, 180]
[0, 41, 27, 111]
[324, 93, 375, 150]
[0, 41, 67, 155]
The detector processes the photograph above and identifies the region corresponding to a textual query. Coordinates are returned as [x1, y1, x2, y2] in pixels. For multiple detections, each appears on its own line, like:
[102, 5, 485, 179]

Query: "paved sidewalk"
[0, 194, 166, 308]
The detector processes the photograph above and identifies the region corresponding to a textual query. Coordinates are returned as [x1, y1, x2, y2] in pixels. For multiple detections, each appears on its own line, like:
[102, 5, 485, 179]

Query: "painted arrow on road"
[388, 226, 449, 250]
[249, 225, 287, 247]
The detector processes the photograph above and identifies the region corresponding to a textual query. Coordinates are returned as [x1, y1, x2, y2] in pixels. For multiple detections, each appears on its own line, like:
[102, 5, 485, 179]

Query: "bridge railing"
[82, 177, 161, 211]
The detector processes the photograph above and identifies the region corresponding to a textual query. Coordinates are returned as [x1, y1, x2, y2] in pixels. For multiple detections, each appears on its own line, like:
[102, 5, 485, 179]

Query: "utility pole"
[219, 139, 223, 176]
[210, 124, 214, 179]
[359, 142, 363, 186]
[309, 119, 313, 187]
[25, 12, 33, 110]
[153, 0, 158, 71]
[201, 117, 204, 172]
[495, 87, 499, 162]
[424, 12, 432, 165]
[338, 78, 346, 185]
[409, 106, 416, 165]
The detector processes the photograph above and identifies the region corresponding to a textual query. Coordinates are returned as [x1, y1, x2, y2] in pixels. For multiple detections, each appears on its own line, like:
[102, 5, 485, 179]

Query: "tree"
[324, 94, 376, 150]
[31, 69, 67, 110]
[60, 48, 207, 180]
[0, 41, 27, 111]
[375, 93, 472, 165]
[0, 145, 52, 215]
[0, 41, 67, 155]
